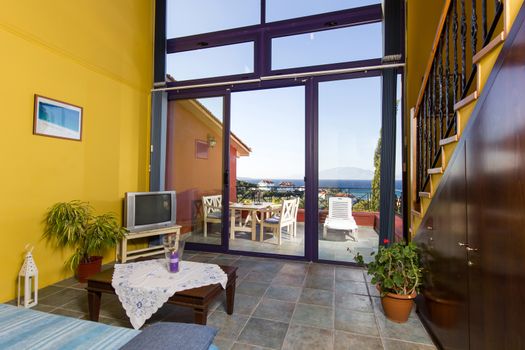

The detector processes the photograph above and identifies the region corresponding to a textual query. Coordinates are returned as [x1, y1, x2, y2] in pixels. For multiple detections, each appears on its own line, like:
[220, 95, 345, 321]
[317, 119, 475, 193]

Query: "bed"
[0, 304, 218, 350]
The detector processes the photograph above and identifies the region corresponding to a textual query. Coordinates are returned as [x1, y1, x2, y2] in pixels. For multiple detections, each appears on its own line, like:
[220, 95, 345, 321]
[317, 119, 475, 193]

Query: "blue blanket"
[0, 304, 139, 349]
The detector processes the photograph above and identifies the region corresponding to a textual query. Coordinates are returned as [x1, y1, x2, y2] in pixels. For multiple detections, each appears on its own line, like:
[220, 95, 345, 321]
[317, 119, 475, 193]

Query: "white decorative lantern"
[17, 245, 38, 308]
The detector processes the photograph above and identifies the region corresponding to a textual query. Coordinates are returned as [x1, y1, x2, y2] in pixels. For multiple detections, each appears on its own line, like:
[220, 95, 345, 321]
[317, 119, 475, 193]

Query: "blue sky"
[168, 1, 402, 180]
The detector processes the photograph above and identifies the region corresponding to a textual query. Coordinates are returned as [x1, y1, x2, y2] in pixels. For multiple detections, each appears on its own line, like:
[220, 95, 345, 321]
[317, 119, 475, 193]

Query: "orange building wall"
[166, 101, 222, 233]
[230, 146, 238, 202]
[166, 100, 244, 233]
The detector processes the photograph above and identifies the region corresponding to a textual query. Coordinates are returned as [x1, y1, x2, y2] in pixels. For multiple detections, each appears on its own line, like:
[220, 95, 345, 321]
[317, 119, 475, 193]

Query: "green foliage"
[355, 241, 422, 296]
[43, 201, 126, 271]
[352, 198, 372, 212]
[236, 180, 306, 208]
[236, 180, 257, 189]
[370, 134, 381, 212]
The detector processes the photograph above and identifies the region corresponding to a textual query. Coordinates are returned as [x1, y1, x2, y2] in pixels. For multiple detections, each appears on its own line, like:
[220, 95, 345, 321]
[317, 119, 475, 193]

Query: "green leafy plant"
[43, 200, 126, 271]
[355, 241, 422, 296]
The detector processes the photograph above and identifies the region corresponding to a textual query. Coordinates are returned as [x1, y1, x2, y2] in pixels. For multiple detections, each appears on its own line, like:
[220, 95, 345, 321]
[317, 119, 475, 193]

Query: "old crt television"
[124, 191, 176, 232]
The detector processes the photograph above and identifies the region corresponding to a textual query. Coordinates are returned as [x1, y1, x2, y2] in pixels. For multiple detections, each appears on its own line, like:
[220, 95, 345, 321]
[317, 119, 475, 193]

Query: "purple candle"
[169, 251, 179, 272]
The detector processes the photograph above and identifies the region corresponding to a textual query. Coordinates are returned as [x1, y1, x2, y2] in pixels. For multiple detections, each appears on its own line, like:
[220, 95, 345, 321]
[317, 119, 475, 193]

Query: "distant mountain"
[319, 167, 374, 180]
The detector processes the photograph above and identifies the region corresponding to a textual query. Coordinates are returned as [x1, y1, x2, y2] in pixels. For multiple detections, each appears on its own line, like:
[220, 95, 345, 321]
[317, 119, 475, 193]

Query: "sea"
[239, 178, 403, 199]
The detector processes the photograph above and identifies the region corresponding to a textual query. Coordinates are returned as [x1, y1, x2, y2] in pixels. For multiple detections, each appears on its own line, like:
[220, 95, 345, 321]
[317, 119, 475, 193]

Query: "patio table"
[229, 202, 279, 241]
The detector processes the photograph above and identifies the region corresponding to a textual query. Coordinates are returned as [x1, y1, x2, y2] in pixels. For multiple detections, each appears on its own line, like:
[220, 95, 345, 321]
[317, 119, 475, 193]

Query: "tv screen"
[124, 191, 177, 232]
[135, 193, 172, 226]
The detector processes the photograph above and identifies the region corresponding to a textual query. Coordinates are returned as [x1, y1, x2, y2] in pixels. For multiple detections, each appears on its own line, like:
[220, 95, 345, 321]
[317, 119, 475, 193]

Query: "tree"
[370, 132, 381, 212]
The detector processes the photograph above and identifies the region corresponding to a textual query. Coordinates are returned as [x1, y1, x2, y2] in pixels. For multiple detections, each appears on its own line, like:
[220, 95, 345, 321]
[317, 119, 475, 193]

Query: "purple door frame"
[155, 0, 405, 264]
[171, 69, 393, 265]
[166, 4, 383, 88]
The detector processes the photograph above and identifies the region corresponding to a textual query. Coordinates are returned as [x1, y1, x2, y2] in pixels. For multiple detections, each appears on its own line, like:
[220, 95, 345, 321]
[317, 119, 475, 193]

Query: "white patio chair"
[322, 196, 358, 241]
[202, 195, 222, 237]
[290, 197, 300, 237]
[260, 198, 296, 245]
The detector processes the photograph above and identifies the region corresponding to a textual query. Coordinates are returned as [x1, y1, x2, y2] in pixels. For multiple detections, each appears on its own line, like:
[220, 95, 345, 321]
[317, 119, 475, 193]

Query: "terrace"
[185, 182, 403, 263]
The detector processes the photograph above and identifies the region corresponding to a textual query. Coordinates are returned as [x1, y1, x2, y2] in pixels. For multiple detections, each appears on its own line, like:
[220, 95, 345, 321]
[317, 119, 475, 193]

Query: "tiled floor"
[7, 251, 435, 350]
[187, 223, 379, 263]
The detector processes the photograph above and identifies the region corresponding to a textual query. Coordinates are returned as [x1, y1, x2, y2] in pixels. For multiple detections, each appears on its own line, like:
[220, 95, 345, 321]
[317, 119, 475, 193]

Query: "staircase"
[410, 0, 524, 235]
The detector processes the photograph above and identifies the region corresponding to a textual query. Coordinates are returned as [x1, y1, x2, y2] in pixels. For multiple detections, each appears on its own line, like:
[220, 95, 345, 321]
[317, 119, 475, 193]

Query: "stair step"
[454, 91, 479, 111]
[473, 31, 506, 64]
[419, 191, 432, 199]
[439, 134, 459, 146]
[428, 167, 443, 175]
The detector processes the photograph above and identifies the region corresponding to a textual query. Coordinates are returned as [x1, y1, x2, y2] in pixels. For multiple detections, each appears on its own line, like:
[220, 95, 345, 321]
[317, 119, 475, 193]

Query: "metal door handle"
[458, 242, 468, 247]
[466, 247, 478, 252]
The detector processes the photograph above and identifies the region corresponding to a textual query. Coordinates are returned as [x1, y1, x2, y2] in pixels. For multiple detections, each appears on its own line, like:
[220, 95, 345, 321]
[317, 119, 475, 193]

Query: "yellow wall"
[405, 0, 447, 116]
[0, 1, 153, 302]
[405, 0, 447, 220]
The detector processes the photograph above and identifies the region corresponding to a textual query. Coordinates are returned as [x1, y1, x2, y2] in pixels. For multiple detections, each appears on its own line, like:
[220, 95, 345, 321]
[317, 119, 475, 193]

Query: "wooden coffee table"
[86, 265, 237, 325]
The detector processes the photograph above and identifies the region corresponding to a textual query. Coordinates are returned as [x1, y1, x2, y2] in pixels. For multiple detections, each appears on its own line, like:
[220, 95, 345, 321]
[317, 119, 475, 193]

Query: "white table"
[229, 202, 279, 241]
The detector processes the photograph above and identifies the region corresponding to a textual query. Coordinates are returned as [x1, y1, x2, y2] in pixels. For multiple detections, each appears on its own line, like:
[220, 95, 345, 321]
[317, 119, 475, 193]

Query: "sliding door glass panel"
[167, 0, 260, 38]
[165, 97, 224, 246]
[271, 24, 382, 70]
[318, 77, 381, 263]
[230, 86, 305, 256]
[266, 0, 380, 22]
[395, 74, 403, 235]
[167, 42, 254, 81]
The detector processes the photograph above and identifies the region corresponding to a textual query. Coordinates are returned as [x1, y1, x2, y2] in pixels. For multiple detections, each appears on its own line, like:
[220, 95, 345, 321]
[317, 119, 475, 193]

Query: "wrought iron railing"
[414, 0, 504, 196]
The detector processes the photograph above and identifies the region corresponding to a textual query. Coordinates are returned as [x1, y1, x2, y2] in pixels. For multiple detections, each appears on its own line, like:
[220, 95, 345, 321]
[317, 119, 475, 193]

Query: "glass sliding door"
[394, 74, 404, 238]
[165, 96, 225, 246]
[229, 86, 305, 257]
[317, 77, 381, 263]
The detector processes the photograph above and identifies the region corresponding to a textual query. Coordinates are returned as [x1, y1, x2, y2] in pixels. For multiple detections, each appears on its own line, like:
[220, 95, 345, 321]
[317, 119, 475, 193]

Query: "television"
[124, 191, 177, 232]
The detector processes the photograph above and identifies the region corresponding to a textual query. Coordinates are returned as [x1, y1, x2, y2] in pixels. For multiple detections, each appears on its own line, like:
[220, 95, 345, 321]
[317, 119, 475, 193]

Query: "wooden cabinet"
[415, 10, 525, 348]
[415, 144, 469, 350]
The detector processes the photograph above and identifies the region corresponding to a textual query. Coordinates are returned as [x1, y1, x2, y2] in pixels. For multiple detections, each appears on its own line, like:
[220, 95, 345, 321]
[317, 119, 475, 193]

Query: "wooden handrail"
[410, 107, 418, 208]
[413, 0, 453, 119]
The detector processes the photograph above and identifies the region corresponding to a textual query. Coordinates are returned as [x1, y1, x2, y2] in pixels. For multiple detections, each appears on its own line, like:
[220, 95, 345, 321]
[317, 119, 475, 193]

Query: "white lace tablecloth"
[111, 259, 228, 329]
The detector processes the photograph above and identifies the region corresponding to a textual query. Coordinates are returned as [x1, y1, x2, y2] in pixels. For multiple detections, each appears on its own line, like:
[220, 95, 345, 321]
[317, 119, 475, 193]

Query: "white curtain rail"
[151, 62, 405, 92]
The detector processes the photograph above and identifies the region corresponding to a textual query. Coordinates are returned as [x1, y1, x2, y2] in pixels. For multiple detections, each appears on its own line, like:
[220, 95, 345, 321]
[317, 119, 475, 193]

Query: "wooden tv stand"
[116, 225, 181, 263]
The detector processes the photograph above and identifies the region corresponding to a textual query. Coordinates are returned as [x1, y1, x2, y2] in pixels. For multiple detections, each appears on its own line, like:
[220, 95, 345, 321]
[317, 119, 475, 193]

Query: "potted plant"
[43, 200, 126, 282]
[355, 241, 422, 323]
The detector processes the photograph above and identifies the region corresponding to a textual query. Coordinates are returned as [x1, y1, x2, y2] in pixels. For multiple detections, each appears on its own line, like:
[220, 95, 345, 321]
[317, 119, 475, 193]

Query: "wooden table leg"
[251, 210, 257, 241]
[194, 307, 208, 325]
[87, 290, 102, 321]
[121, 238, 128, 263]
[226, 277, 236, 315]
[230, 208, 236, 240]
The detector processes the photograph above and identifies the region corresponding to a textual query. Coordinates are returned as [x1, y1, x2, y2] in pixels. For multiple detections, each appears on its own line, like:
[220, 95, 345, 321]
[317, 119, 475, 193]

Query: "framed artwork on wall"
[195, 140, 209, 159]
[33, 94, 83, 141]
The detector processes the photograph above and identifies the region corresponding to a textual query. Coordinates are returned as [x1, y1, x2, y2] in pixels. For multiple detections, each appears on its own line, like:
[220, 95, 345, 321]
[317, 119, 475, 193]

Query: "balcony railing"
[236, 185, 403, 214]
[413, 0, 504, 198]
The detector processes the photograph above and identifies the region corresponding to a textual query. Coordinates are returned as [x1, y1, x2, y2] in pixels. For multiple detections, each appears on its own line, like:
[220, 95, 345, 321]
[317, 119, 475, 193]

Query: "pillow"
[120, 322, 218, 350]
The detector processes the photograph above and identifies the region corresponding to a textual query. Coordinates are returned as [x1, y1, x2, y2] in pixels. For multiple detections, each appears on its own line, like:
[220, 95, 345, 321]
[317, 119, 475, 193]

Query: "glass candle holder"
[162, 233, 183, 273]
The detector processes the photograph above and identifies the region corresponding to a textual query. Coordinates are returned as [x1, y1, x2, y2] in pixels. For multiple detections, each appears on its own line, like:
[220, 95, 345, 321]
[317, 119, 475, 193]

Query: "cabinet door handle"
[458, 242, 468, 247]
[466, 247, 478, 252]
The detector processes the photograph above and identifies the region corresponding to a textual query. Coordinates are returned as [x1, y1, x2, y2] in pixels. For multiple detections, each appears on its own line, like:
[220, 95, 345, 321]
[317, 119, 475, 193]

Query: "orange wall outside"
[166, 100, 240, 233]
[230, 146, 238, 202]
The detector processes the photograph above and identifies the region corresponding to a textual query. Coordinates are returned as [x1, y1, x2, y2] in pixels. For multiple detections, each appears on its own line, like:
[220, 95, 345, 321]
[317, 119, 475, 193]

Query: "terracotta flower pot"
[77, 256, 103, 282]
[378, 285, 417, 323]
[423, 290, 460, 328]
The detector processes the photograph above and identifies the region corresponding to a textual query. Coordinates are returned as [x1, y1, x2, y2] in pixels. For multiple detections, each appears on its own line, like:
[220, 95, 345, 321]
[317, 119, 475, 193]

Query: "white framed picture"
[33, 94, 83, 141]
